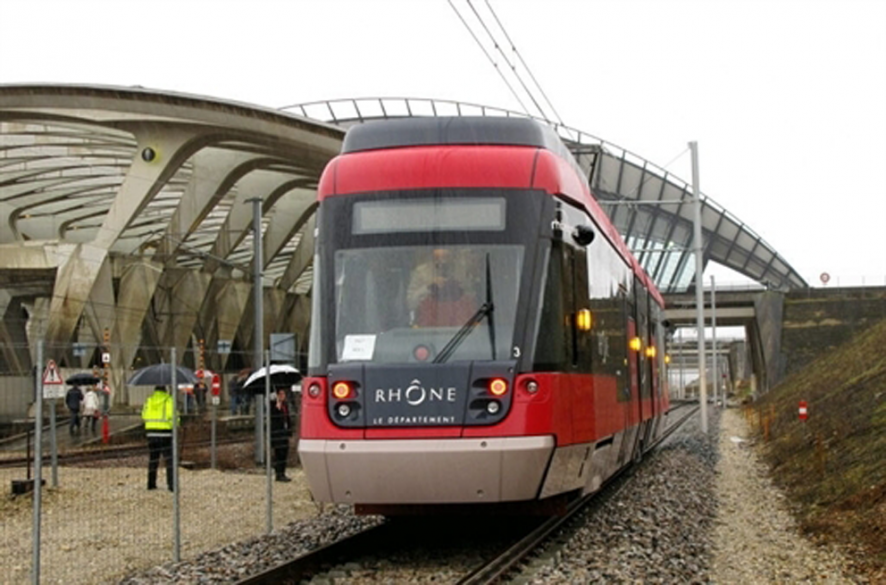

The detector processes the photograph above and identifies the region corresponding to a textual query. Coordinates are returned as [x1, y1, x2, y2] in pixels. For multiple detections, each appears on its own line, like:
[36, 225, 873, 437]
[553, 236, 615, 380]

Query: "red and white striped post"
[799, 401, 808, 421]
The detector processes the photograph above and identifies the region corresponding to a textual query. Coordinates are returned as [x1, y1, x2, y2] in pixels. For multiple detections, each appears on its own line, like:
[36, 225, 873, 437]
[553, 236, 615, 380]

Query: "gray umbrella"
[127, 364, 198, 386]
[65, 372, 101, 386]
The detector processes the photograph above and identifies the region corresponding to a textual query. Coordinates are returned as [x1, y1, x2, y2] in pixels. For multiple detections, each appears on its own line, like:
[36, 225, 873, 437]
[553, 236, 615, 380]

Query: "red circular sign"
[211, 374, 221, 396]
[820, 272, 830, 284]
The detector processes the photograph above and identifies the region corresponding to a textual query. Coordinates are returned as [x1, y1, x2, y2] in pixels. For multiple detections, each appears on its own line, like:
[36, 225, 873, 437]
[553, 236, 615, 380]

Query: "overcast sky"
[3, 0, 885, 287]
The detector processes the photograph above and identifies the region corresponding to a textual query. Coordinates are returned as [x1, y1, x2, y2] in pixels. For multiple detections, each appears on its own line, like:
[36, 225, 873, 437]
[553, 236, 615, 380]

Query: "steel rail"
[457, 403, 699, 585]
[234, 522, 391, 585]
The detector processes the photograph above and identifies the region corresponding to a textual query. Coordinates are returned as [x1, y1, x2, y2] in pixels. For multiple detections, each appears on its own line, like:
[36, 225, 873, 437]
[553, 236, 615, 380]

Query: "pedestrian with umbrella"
[269, 386, 293, 482]
[140, 385, 177, 491]
[129, 363, 195, 491]
[65, 384, 84, 435]
[64, 372, 100, 436]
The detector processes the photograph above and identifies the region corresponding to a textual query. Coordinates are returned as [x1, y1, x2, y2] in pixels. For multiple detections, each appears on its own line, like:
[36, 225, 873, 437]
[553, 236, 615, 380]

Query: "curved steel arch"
[0, 84, 343, 384]
[283, 97, 807, 293]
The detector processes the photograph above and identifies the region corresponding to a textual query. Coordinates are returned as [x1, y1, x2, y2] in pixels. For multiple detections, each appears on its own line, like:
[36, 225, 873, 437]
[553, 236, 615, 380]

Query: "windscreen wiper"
[433, 301, 494, 363]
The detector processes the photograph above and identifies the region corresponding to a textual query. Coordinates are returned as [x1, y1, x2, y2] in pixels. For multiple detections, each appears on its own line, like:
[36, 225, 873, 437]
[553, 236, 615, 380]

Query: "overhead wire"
[446, 0, 532, 117]
[464, 0, 549, 121]
[482, 0, 563, 125]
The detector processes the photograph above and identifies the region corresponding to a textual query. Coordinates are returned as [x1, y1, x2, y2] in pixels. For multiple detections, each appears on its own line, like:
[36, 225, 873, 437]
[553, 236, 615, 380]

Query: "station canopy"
[0, 86, 805, 378]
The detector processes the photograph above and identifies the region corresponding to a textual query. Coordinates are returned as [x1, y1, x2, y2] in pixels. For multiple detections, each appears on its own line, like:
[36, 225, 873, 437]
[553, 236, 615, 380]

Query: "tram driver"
[407, 248, 478, 327]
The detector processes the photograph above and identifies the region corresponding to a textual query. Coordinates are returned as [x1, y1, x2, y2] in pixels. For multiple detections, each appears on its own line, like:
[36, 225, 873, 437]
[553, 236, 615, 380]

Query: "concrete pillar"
[0, 292, 31, 373]
[211, 279, 252, 370]
[113, 260, 163, 403]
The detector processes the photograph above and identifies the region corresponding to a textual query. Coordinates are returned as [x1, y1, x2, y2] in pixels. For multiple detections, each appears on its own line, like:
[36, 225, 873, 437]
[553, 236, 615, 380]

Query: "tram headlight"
[308, 383, 321, 398]
[489, 378, 508, 396]
[332, 381, 352, 400]
[525, 379, 539, 394]
[336, 403, 351, 417]
[486, 401, 501, 414]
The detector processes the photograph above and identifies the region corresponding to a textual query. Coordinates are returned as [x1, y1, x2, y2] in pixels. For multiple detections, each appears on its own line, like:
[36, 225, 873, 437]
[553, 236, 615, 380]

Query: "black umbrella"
[65, 372, 101, 386]
[241, 364, 301, 393]
[127, 364, 198, 386]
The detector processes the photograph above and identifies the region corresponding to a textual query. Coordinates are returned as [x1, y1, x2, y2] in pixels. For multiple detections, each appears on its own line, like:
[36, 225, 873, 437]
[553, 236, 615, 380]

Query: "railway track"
[0, 436, 253, 469]
[236, 403, 699, 584]
[458, 402, 699, 584]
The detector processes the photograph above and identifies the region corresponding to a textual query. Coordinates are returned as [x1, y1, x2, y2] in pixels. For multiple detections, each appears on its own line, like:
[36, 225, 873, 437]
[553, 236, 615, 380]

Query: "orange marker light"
[332, 381, 352, 400]
[489, 378, 508, 396]
[629, 337, 642, 352]
[576, 309, 592, 331]
[646, 346, 657, 358]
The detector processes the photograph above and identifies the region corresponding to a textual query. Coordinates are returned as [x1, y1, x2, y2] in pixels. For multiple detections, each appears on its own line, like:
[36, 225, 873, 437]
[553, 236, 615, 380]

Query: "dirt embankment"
[752, 317, 886, 580]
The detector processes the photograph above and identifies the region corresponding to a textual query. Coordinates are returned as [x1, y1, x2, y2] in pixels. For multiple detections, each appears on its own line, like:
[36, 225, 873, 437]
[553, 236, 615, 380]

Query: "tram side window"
[635, 281, 651, 400]
[572, 247, 592, 373]
[586, 234, 630, 382]
[533, 242, 569, 371]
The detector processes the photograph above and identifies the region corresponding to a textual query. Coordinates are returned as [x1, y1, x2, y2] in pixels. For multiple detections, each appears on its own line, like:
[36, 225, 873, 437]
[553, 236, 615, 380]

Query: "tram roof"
[342, 116, 570, 157]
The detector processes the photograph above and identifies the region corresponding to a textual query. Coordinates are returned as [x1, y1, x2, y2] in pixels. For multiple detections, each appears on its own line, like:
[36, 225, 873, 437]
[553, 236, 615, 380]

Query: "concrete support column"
[157, 269, 212, 363]
[0, 292, 32, 373]
[113, 260, 163, 403]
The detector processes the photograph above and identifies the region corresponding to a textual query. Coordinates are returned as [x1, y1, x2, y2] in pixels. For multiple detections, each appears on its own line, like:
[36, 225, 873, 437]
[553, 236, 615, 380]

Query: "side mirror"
[572, 225, 595, 246]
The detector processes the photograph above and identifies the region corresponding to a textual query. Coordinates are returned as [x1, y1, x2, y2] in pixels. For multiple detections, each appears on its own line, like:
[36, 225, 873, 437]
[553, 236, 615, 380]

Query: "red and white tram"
[298, 117, 669, 515]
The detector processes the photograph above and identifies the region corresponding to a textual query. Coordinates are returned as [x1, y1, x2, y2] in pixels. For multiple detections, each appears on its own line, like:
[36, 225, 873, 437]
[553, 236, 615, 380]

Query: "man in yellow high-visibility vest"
[141, 385, 176, 491]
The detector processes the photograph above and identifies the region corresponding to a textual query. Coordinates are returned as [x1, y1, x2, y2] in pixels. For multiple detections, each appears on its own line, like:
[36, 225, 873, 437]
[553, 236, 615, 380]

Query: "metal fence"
[1, 340, 308, 584]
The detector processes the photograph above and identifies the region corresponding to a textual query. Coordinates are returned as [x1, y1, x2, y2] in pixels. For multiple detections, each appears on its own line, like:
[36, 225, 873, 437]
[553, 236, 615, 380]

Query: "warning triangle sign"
[43, 359, 63, 385]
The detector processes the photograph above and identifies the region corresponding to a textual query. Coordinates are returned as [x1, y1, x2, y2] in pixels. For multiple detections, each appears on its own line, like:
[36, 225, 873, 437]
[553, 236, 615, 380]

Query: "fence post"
[32, 339, 43, 585]
[265, 350, 273, 535]
[171, 347, 181, 563]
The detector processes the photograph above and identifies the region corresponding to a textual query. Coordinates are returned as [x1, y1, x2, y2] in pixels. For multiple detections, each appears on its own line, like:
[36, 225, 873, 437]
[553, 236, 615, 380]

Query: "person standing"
[65, 385, 84, 435]
[82, 385, 101, 434]
[141, 385, 176, 491]
[269, 387, 293, 482]
[194, 381, 207, 414]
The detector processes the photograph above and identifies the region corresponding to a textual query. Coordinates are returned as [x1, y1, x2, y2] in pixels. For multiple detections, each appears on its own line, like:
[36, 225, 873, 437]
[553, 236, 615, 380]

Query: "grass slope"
[753, 317, 886, 577]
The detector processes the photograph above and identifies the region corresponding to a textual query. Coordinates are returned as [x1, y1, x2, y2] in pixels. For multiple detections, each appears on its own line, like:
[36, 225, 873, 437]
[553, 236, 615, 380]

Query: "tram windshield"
[333, 244, 523, 364]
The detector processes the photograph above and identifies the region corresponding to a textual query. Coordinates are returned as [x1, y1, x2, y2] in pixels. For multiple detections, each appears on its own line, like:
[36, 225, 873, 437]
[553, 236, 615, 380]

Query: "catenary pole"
[690, 141, 708, 433]
[677, 327, 686, 400]
[711, 274, 718, 407]
[172, 347, 181, 562]
[250, 198, 265, 465]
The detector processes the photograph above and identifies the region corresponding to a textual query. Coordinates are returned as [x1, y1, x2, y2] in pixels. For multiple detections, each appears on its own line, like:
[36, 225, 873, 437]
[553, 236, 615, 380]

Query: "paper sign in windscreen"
[342, 334, 376, 361]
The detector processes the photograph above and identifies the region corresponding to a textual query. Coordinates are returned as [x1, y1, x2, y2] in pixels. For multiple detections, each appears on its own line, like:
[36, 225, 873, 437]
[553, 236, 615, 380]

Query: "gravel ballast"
[0, 408, 865, 583]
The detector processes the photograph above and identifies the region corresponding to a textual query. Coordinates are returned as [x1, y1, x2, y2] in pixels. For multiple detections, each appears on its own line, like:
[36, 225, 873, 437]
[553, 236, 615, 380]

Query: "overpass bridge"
[663, 285, 886, 397]
[664, 286, 781, 395]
